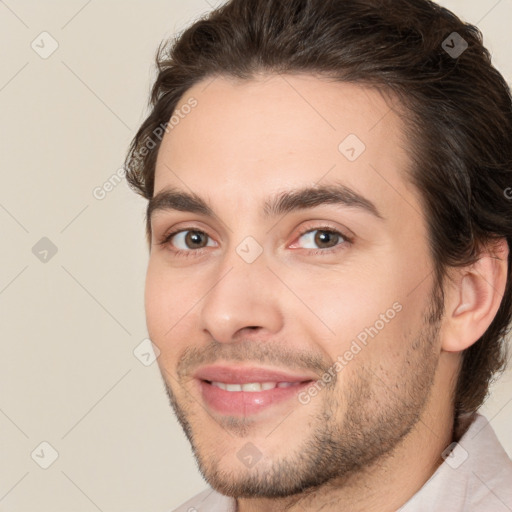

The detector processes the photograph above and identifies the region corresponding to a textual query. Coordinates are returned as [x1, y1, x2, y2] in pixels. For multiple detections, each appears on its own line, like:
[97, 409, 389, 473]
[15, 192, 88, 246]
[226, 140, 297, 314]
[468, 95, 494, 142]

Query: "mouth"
[198, 379, 313, 416]
[193, 365, 316, 416]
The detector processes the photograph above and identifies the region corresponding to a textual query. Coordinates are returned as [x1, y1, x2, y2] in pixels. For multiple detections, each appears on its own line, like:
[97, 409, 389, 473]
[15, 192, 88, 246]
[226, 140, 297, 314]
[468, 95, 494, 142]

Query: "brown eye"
[314, 230, 340, 248]
[184, 231, 208, 249]
[296, 228, 345, 250]
[166, 229, 216, 251]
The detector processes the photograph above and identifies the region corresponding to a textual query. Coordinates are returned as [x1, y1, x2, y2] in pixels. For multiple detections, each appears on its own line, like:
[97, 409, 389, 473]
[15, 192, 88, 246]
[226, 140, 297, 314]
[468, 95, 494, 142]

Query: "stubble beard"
[163, 288, 443, 499]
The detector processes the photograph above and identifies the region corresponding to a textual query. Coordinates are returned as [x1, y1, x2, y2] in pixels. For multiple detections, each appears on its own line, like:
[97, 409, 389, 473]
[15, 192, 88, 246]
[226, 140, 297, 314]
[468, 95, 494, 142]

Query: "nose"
[199, 251, 284, 344]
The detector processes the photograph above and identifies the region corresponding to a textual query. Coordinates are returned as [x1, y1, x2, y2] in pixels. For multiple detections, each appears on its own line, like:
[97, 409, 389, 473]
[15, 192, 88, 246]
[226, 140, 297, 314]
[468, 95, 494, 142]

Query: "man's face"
[145, 74, 443, 497]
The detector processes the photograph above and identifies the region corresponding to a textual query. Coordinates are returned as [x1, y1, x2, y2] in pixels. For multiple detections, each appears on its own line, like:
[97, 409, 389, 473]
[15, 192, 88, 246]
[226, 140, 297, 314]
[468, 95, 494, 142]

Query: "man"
[124, 0, 512, 510]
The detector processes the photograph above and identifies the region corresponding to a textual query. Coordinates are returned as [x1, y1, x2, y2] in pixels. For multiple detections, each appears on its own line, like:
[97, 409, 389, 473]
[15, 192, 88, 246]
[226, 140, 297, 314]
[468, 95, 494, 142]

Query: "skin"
[144, 74, 508, 511]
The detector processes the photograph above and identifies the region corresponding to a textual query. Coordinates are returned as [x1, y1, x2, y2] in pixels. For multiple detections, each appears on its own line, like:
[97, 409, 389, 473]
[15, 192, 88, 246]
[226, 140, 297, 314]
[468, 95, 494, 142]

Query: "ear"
[441, 238, 509, 353]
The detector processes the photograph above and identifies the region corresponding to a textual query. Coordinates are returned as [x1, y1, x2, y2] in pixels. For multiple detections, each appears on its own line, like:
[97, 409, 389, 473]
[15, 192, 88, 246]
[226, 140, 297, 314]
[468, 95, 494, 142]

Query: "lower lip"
[198, 380, 312, 416]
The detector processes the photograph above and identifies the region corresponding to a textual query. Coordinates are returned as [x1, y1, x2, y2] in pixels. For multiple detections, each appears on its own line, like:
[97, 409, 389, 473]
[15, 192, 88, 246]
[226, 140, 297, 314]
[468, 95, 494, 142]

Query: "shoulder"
[462, 414, 512, 510]
[400, 413, 512, 511]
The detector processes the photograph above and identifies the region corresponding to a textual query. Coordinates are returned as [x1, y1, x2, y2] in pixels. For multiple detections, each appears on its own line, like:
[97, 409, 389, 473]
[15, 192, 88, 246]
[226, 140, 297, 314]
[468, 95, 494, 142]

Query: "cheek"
[144, 261, 168, 338]
[287, 260, 425, 366]
[286, 264, 393, 343]
[144, 259, 197, 359]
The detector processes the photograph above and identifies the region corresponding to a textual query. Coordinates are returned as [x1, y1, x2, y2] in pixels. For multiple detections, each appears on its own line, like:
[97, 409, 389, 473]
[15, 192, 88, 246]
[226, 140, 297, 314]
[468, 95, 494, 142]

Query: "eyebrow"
[147, 182, 384, 224]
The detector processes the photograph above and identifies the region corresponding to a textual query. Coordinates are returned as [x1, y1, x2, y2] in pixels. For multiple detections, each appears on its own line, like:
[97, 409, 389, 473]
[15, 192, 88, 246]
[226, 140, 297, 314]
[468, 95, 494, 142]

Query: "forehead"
[153, 74, 421, 222]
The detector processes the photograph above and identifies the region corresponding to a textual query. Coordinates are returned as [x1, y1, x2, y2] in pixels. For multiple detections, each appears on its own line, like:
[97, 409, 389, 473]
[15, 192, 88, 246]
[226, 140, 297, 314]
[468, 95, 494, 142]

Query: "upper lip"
[194, 365, 317, 384]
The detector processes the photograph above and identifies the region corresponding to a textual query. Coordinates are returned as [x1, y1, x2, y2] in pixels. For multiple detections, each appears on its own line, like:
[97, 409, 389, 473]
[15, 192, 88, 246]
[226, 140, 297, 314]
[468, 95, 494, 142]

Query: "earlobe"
[441, 238, 509, 353]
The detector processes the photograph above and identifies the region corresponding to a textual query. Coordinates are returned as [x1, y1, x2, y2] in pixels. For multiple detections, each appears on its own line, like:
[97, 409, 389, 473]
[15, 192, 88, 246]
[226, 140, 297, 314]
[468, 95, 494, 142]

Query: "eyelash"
[158, 225, 353, 259]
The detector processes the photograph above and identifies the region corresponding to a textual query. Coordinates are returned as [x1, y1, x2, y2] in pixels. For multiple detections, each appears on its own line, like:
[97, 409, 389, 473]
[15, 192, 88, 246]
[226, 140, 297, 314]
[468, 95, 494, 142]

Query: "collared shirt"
[173, 413, 512, 511]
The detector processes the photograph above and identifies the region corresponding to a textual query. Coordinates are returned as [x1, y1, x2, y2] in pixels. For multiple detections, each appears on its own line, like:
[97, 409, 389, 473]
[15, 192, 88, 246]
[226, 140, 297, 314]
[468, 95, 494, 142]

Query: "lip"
[193, 365, 317, 384]
[193, 365, 316, 416]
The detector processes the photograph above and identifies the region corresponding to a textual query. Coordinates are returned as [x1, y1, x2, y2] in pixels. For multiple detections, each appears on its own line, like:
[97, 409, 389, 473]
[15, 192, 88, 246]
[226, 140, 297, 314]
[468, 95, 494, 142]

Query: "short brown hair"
[125, 0, 512, 418]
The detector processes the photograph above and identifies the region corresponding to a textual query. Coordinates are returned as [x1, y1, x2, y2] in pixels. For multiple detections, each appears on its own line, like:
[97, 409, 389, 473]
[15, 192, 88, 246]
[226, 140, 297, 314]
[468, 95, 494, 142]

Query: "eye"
[158, 226, 350, 257]
[293, 228, 348, 251]
[161, 229, 216, 252]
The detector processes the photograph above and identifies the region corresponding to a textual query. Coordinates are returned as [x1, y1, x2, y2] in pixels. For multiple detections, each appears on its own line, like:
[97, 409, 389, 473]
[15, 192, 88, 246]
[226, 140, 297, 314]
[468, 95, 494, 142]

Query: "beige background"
[0, 1, 511, 510]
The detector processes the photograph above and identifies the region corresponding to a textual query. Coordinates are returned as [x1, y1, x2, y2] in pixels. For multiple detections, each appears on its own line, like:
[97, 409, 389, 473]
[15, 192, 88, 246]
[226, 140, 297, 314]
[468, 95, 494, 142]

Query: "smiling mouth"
[198, 378, 314, 416]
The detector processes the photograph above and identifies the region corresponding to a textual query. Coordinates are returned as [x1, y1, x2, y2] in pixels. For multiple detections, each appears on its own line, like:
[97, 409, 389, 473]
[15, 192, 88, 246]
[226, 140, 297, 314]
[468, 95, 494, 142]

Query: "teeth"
[242, 382, 263, 392]
[277, 382, 296, 388]
[210, 381, 299, 392]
